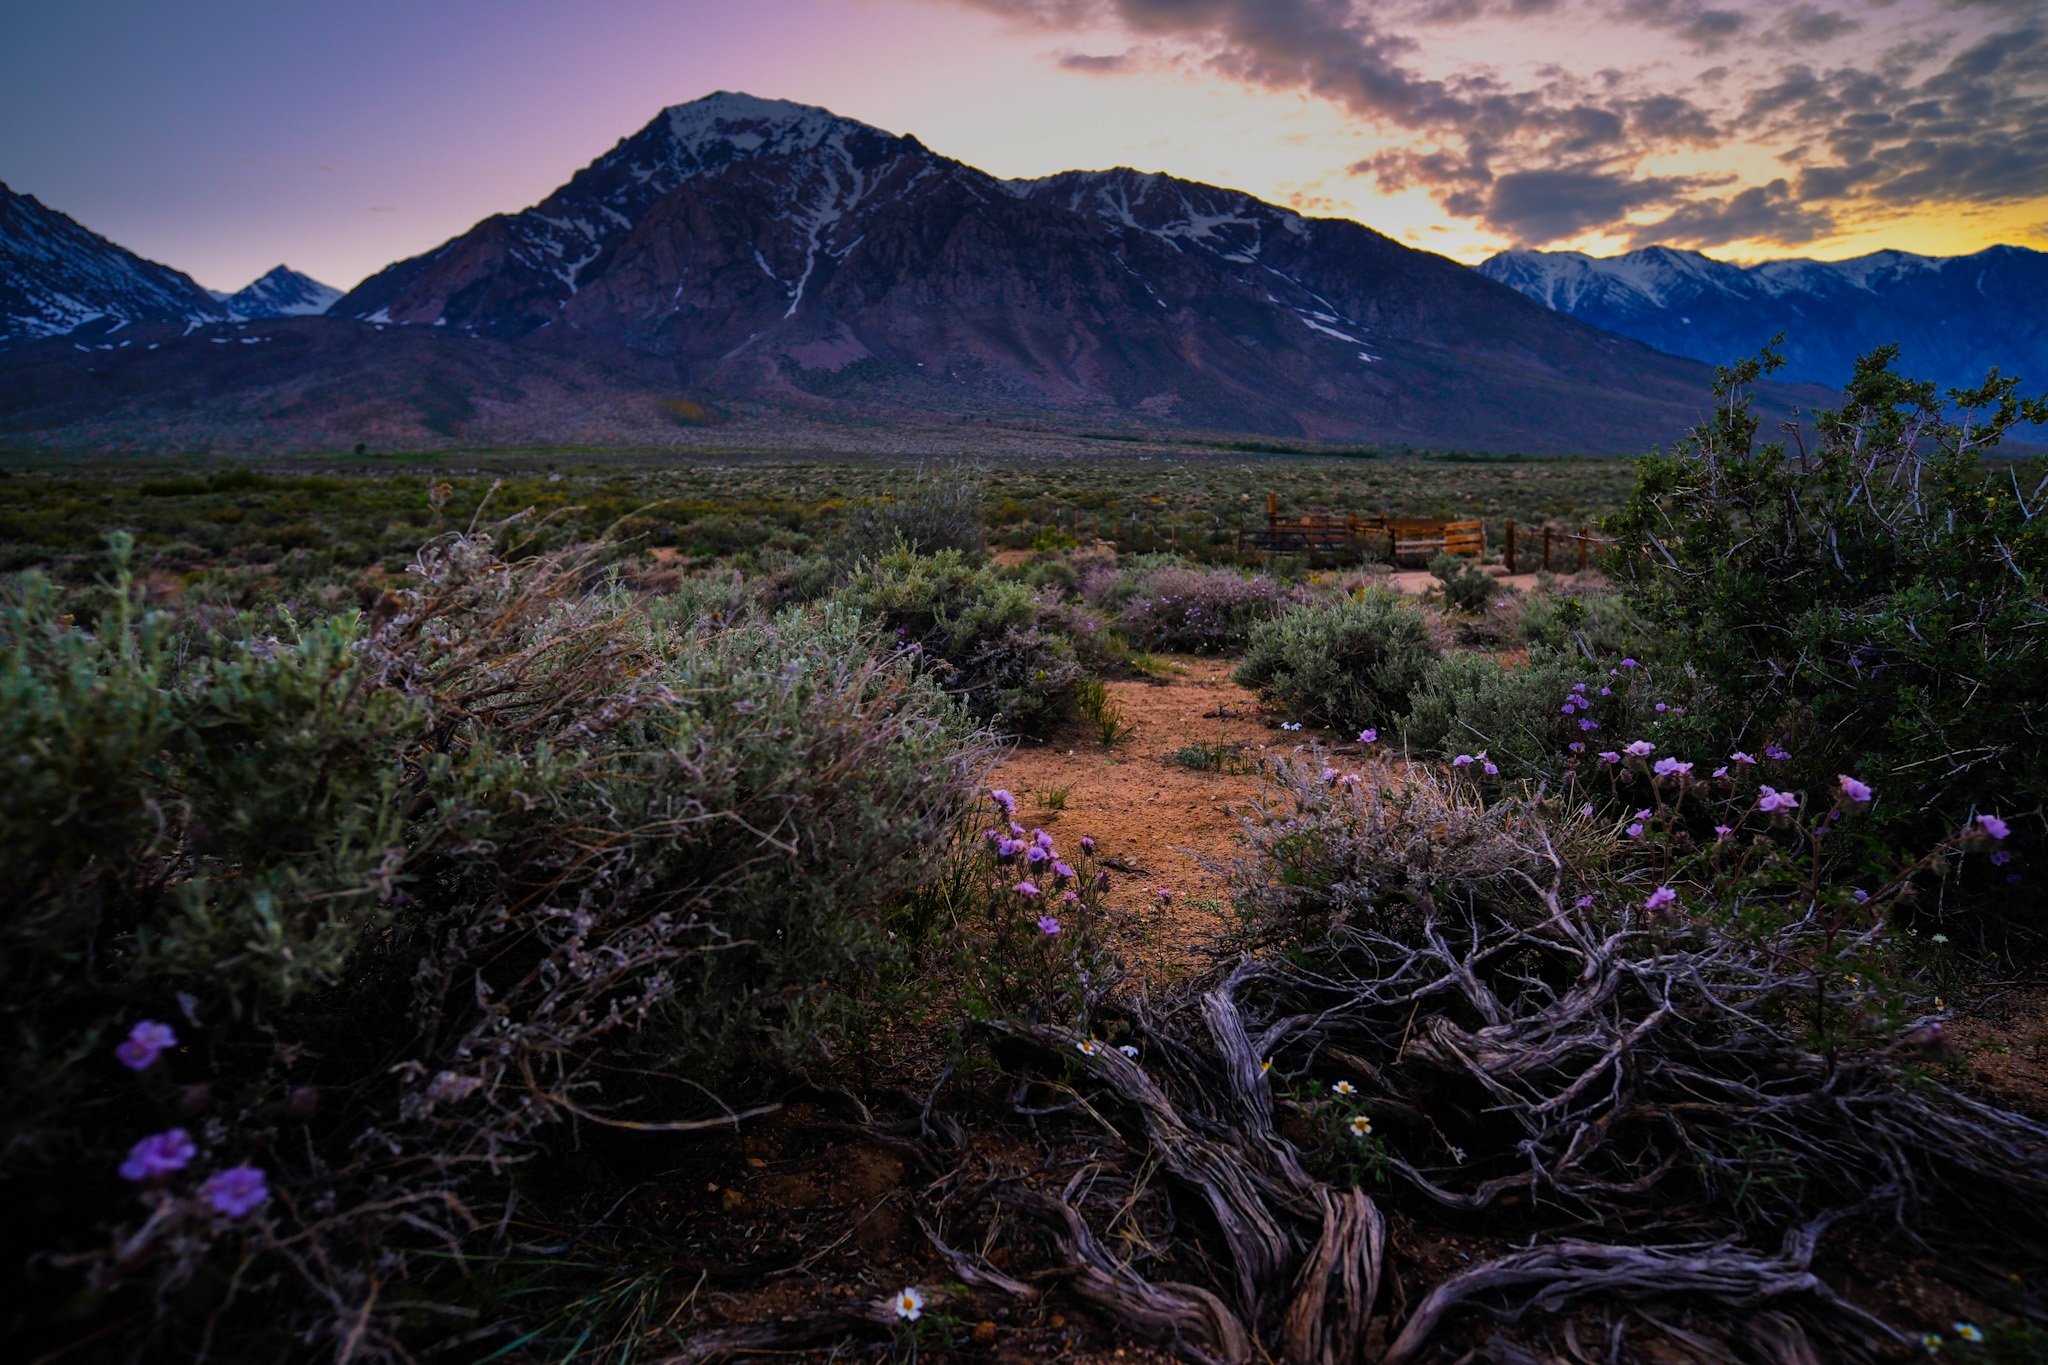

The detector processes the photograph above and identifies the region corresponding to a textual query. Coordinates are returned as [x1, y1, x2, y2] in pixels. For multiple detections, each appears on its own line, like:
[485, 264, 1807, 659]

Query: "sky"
[3, 0, 2043, 293]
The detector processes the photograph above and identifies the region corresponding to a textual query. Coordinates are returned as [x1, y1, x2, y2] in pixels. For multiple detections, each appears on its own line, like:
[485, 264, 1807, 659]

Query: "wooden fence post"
[1578, 526, 1590, 572]
[1541, 525, 1552, 571]
[1504, 520, 1516, 573]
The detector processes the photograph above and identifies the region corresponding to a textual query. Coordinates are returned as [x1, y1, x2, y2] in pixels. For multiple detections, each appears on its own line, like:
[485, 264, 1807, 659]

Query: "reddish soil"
[989, 655, 1335, 981]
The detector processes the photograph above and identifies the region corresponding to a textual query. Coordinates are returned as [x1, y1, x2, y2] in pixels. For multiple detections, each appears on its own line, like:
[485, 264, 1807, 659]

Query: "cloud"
[947, 0, 2048, 251]
[1624, 178, 1836, 247]
[1057, 50, 1136, 72]
[1484, 165, 1694, 240]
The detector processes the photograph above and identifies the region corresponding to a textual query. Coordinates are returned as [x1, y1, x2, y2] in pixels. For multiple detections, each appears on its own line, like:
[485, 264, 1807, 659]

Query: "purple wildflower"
[1992, 850, 2011, 866]
[1655, 702, 1668, 712]
[1627, 822, 1646, 838]
[1979, 814, 2011, 840]
[1035, 830, 1054, 850]
[1452, 754, 1474, 767]
[1838, 775, 1873, 803]
[1358, 728, 1377, 744]
[1572, 683, 1587, 693]
[1025, 845, 1049, 864]
[116, 1020, 178, 1071]
[1714, 825, 1733, 840]
[1483, 761, 1499, 775]
[1600, 686, 1611, 696]
[1765, 744, 1791, 760]
[1731, 752, 1755, 765]
[1574, 894, 1596, 908]
[1757, 786, 1799, 813]
[1322, 766, 1341, 784]
[1014, 880, 1040, 897]
[1568, 742, 1585, 753]
[1712, 767, 1728, 779]
[1579, 719, 1600, 731]
[1598, 751, 1620, 764]
[1653, 758, 1693, 777]
[203, 1166, 269, 1218]
[1644, 886, 1677, 911]
[1079, 837, 1096, 852]
[1052, 861, 1075, 880]
[1625, 740, 1655, 757]
[119, 1129, 196, 1181]
[997, 838, 1021, 858]
[990, 789, 1016, 814]
[1154, 887, 1173, 902]
[1037, 916, 1061, 936]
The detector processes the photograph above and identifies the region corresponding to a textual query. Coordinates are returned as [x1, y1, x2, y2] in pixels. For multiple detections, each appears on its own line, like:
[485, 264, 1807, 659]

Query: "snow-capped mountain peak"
[1480, 242, 2048, 392]
[214, 265, 341, 319]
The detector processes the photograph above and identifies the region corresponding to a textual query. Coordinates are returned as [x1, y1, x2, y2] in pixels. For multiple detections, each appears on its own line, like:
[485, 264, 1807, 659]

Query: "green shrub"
[835, 545, 1082, 732]
[1233, 591, 1439, 731]
[1399, 648, 1675, 776]
[0, 533, 990, 1359]
[1608, 342, 2048, 852]
[835, 471, 986, 561]
[1517, 582, 1664, 660]
[1428, 550, 1498, 613]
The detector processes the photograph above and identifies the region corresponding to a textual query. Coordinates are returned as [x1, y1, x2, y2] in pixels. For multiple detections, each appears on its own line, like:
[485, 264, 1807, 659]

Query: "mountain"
[0, 182, 229, 341]
[3, 94, 1830, 452]
[214, 266, 341, 319]
[1479, 244, 2048, 395]
[318, 92, 1767, 451]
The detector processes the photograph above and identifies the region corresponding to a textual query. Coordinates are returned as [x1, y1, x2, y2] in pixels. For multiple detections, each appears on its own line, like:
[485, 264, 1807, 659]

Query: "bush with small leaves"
[1233, 590, 1440, 731]
[834, 545, 1082, 732]
[0, 532, 993, 1361]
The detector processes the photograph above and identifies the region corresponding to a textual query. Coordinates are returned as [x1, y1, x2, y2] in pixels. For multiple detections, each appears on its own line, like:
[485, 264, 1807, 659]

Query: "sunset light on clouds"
[3, 0, 2042, 292]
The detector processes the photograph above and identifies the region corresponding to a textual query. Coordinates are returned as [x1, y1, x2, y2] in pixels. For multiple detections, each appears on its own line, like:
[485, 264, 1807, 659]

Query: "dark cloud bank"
[963, 0, 2048, 248]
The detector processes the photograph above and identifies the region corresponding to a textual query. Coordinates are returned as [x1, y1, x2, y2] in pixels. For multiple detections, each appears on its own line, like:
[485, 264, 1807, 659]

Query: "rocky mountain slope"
[4, 94, 1836, 452]
[214, 266, 341, 319]
[318, 92, 1756, 451]
[0, 182, 228, 340]
[1480, 244, 2048, 394]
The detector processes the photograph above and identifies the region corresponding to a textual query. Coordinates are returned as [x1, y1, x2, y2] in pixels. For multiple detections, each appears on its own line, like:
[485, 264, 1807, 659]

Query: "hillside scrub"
[1609, 342, 2048, 865]
[1, 533, 992, 1360]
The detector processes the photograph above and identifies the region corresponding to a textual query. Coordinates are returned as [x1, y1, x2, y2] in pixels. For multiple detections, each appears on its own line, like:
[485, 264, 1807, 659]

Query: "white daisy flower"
[893, 1287, 925, 1321]
[1332, 1080, 1357, 1096]
[1076, 1038, 1102, 1057]
[1347, 1115, 1372, 1138]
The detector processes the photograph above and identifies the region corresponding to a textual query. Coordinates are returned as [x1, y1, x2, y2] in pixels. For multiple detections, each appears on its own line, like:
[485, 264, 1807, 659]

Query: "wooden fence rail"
[1501, 520, 1614, 574]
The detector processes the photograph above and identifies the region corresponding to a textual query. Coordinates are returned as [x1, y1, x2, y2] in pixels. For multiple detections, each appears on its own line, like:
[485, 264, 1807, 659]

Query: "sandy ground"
[990, 655, 1366, 983]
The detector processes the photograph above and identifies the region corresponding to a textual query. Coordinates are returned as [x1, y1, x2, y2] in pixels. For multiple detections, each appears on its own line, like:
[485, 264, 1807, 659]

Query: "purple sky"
[4, 0, 2042, 292]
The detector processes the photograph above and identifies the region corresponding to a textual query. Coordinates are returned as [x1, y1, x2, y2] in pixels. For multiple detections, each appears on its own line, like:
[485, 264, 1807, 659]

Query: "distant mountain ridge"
[1479, 244, 2048, 395]
[212, 266, 341, 320]
[318, 91, 1750, 449]
[0, 182, 229, 338]
[3, 93, 1839, 452]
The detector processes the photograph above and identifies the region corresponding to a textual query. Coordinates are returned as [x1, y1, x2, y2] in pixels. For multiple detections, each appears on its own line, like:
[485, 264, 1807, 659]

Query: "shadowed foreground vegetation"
[5, 349, 2048, 1364]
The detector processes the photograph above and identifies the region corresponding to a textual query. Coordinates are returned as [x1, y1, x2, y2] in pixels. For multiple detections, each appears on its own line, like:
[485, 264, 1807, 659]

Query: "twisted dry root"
[978, 888, 2047, 1362]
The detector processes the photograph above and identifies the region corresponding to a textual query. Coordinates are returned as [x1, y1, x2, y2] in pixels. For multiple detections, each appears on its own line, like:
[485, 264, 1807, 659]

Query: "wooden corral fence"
[1238, 494, 1487, 564]
[1501, 520, 1614, 574]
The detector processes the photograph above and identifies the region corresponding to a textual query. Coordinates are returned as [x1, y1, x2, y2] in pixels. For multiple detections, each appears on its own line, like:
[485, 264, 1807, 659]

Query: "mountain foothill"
[0, 92, 2037, 454]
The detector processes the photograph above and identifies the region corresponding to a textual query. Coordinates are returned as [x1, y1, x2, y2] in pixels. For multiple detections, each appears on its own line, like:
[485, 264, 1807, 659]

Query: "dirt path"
[990, 656, 1305, 981]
